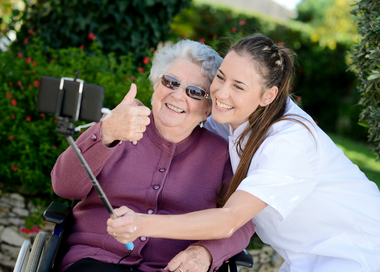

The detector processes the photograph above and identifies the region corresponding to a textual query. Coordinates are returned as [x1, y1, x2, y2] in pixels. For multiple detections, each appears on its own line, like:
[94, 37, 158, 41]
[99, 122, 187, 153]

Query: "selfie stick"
[55, 76, 134, 251]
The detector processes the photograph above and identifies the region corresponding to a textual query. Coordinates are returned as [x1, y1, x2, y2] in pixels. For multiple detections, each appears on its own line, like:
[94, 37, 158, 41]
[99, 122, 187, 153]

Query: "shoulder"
[198, 126, 229, 148]
[204, 116, 230, 141]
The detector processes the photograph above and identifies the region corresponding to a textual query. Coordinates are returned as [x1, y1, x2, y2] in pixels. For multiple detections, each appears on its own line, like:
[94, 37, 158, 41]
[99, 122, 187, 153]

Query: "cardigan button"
[140, 236, 147, 241]
[153, 185, 160, 190]
[159, 168, 166, 172]
[147, 209, 154, 214]
[91, 134, 97, 141]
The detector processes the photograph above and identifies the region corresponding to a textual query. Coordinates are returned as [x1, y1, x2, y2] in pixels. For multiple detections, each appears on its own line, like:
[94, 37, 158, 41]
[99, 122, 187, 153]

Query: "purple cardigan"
[51, 112, 255, 272]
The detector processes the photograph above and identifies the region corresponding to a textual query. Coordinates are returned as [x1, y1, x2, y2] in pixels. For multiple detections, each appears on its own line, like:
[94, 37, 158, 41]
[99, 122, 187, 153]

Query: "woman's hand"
[165, 245, 212, 272]
[101, 84, 151, 146]
[107, 206, 141, 244]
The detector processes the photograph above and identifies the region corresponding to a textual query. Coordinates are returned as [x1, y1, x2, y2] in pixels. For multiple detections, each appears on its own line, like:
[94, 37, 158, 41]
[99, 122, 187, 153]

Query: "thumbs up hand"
[101, 84, 150, 146]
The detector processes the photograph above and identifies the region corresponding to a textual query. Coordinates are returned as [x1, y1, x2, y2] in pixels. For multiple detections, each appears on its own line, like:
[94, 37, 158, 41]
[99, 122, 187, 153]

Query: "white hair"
[149, 40, 223, 87]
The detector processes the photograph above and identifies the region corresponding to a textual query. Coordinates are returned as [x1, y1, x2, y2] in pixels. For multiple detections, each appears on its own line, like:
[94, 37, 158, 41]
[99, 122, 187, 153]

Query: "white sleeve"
[237, 134, 316, 221]
[204, 115, 230, 142]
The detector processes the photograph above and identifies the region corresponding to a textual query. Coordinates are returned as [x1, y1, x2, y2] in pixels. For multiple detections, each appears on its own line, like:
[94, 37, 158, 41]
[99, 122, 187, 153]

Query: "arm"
[51, 84, 150, 199]
[107, 190, 266, 242]
[166, 219, 255, 272]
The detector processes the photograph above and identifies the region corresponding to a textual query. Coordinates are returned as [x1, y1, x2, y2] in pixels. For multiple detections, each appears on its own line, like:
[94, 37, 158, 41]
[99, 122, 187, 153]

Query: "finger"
[122, 83, 137, 105]
[166, 255, 182, 271]
[114, 206, 131, 217]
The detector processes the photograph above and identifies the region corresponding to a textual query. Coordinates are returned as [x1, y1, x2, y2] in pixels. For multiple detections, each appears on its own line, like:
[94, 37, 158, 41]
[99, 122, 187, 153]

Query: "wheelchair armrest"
[231, 249, 253, 268]
[43, 201, 71, 225]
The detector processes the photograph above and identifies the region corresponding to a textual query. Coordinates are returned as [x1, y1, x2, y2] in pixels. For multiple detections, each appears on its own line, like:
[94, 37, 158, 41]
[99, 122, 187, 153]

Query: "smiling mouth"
[216, 99, 234, 111]
[166, 103, 184, 113]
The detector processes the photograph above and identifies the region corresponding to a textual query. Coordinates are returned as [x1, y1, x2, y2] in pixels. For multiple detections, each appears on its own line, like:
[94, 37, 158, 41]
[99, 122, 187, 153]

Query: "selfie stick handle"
[66, 135, 135, 251]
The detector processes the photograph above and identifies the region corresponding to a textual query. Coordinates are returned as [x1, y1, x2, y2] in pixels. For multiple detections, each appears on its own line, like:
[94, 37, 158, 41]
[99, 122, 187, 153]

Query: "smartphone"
[37, 76, 105, 122]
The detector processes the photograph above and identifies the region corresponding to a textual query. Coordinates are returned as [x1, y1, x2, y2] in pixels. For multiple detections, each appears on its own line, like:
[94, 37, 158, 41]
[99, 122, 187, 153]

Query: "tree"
[296, 0, 359, 49]
[8, 0, 191, 60]
[350, 0, 380, 159]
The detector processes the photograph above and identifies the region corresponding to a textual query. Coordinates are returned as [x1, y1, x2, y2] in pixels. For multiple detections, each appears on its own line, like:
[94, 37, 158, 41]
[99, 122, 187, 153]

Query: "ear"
[260, 86, 278, 106]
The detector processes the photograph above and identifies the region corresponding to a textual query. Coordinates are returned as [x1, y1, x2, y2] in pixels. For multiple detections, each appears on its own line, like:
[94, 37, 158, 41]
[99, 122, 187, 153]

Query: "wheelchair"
[13, 201, 254, 272]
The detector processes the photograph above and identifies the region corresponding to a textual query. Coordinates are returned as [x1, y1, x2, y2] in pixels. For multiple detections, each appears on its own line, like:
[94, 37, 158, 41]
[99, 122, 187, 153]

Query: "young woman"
[107, 34, 380, 272]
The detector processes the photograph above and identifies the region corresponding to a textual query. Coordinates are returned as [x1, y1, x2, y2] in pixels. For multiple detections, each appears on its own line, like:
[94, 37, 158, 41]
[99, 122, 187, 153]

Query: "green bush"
[0, 39, 153, 200]
[169, 3, 367, 140]
[350, 0, 380, 159]
[8, 0, 191, 61]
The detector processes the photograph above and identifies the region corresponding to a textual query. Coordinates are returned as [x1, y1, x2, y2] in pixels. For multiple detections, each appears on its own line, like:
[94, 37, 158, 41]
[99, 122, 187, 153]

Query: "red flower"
[40, 113, 45, 117]
[23, 38, 28, 44]
[28, 84, 32, 89]
[138, 67, 144, 72]
[28, 29, 35, 35]
[26, 116, 31, 122]
[17, 81, 22, 87]
[17, 52, 23, 58]
[9, 135, 14, 140]
[10, 165, 19, 171]
[314, 120, 318, 125]
[278, 41, 285, 46]
[131, 76, 135, 80]
[54, 119, 57, 123]
[143, 57, 150, 64]
[6, 92, 13, 98]
[125, 77, 131, 81]
[79, 45, 84, 49]
[8, 82, 13, 87]
[295, 96, 302, 101]
[199, 38, 205, 43]
[33, 80, 40, 87]
[53, 146, 57, 150]
[11, 114, 15, 120]
[32, 227, 39, 233]
[32, 61, 37, 67]
[26, 57, 31, 64]
[50, 58, 55, 62]
[11, 99, 17, 106]
[88, 33, 96, 40]
[239, 20, 246, 26]
[231, 27, 236, 33]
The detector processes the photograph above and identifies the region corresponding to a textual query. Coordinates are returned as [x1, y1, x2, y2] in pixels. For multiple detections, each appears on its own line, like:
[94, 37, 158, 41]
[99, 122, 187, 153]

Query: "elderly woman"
[51, 40, 255, 272]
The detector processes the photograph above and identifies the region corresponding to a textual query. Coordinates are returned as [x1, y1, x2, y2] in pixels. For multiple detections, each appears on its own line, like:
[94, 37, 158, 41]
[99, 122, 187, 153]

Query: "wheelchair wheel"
[13, 239, 31, 272]
[25, 231, 47, 272]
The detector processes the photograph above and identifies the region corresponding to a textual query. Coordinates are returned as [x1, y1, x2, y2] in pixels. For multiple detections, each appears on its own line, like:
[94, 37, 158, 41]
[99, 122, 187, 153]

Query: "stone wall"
[0, 192, 283, 272]
[0, 192, 54, 272]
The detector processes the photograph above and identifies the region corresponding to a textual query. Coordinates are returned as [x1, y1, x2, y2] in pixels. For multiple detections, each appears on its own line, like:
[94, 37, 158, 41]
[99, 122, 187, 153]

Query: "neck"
[154, 122, 194, 143]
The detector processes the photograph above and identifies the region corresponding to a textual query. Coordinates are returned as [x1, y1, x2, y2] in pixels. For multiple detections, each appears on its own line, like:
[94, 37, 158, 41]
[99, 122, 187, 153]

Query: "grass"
[328, 134, 380, 189]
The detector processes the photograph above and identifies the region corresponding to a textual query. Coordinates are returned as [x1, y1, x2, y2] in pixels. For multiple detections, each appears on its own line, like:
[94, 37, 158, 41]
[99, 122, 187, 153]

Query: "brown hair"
[219, 34, 313, 206]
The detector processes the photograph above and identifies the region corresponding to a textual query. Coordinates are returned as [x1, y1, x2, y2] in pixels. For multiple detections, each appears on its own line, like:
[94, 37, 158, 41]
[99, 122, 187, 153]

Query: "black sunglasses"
[159, 74, 210, 100]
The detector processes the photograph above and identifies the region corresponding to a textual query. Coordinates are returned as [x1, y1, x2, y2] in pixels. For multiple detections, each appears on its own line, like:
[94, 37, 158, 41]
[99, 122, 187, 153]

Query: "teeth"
[216, 99, 234, 110]
[166, 103, 184, 113]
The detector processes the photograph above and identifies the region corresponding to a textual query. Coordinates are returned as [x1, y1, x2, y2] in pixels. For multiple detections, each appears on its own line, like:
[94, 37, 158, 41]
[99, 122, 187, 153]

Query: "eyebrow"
[218, 69, 248, 87]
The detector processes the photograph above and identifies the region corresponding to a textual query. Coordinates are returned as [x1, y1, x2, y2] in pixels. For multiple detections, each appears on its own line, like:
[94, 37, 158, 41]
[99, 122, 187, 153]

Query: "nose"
[171, 85, 187, 100]
[213, 81, 230, 100]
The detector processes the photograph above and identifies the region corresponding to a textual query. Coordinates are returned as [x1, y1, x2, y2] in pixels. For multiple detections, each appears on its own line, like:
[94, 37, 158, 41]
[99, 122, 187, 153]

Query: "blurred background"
[0, 0, 379, 270]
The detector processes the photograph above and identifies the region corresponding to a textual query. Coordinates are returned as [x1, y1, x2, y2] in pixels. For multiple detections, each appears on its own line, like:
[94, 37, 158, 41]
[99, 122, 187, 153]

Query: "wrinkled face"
[152, 59, 211, 142]
[210, 51, 267, 130]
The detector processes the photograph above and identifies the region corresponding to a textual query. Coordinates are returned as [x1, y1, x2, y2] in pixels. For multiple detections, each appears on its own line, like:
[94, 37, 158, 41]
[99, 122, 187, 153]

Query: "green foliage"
[8, 0, 191, 61]
[349, 0, 380, 159]
[170, 3, 367, 140]
[296, 0, 359, 49]
[296, 0, 335, 23]
[0, 39, 153, 200]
